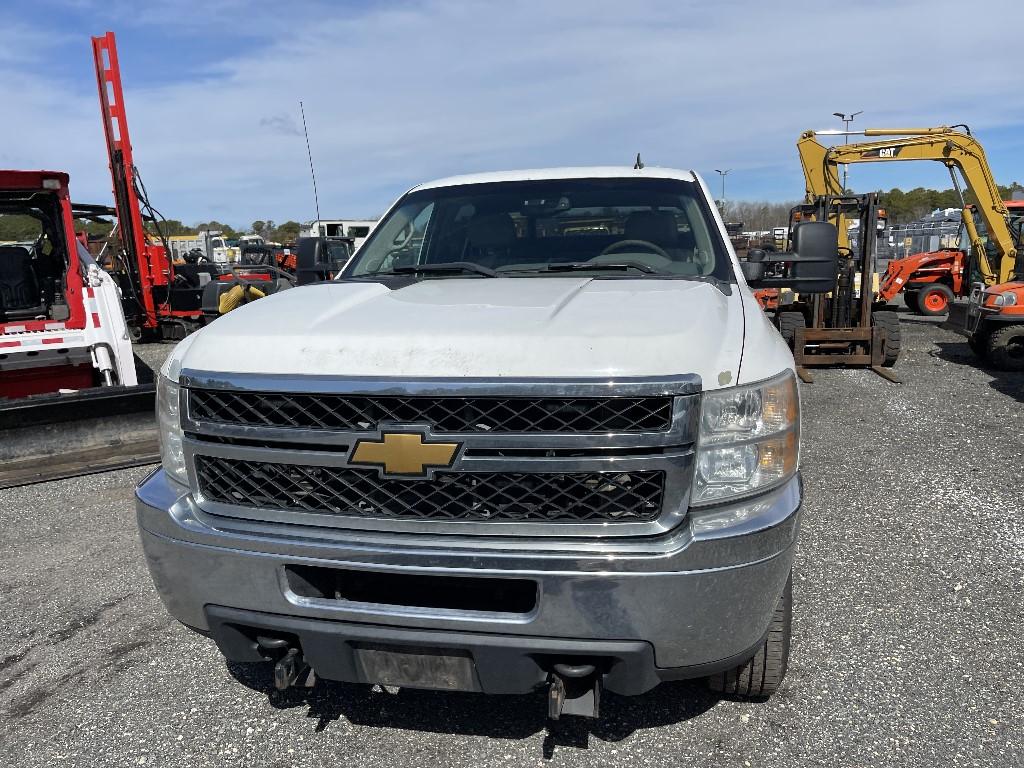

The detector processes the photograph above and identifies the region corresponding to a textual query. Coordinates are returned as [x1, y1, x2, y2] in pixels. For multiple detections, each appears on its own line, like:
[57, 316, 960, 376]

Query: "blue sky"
[2, 0, 1022, 227]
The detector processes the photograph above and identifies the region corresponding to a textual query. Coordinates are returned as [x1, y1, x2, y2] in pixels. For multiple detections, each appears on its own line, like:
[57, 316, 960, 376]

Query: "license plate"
[354, 645, 478, 691]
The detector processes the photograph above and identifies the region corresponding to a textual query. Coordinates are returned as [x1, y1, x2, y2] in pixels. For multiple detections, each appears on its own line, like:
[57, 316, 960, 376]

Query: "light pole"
[714, 169, 731, 209]
[832, 111, 862, 191]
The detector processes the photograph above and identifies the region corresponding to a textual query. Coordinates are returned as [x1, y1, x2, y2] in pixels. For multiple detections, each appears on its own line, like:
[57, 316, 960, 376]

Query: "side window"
[353, 202, 434, 275]
[681, 197, 717, 275]
[396, 204, 434, 258]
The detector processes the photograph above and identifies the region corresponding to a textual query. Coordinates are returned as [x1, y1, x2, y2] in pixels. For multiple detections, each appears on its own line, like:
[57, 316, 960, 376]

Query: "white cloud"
[1, 0, 1022, 225]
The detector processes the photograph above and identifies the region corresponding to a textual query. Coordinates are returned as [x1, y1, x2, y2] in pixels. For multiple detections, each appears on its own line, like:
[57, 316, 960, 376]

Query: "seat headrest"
[467, 213, 516, 248]
[624, 211, 678, 244]
[0, 245, 32, 261]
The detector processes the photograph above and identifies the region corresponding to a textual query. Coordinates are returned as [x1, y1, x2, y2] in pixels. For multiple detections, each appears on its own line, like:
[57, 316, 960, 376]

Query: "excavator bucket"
[0, 381, 158, 489]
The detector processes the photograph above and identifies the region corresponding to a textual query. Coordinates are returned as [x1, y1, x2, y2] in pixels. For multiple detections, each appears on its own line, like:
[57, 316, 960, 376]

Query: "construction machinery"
[963, 218, 1024, 370]
[797, 127, 1020, 316]
[752, 192, 900, 382]
[91, 32, 291, 342]
[797, 126, 1024, 368]
[1, 31, 288, 488]
[0, 169, 158, 487]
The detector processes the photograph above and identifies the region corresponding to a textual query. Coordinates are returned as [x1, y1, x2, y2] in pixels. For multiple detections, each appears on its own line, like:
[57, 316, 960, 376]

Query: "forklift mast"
[91, 31, 169, 331]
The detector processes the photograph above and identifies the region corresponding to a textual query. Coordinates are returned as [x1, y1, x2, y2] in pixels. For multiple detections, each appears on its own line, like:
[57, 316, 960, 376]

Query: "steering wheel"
[599, 239, 670, 260]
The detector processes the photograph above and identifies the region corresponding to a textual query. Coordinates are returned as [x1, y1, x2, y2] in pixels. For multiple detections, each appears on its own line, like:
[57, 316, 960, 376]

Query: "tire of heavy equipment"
[916, 283, 954, 316]
[967, 331, 988, 358]
[986, 324, 1024, 371]
[871, 311, 901, 366]
[708, 573, 791, 699]
[903, 290, 920, 313]
[777, 311, 806, 348]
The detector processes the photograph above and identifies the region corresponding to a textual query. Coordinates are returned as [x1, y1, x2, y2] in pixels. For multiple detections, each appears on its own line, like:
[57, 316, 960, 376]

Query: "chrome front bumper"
[136, 471, 801, 694]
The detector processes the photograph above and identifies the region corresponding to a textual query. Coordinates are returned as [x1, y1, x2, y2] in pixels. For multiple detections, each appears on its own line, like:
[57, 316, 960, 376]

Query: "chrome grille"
[195, 455, 664, 523]
[187, 389, 673, 434]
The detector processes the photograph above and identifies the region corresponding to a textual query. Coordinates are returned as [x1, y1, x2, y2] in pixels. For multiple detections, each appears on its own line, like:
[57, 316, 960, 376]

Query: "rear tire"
[987, 324, 1024, 371]
[708, 573, 791, 700]
[903, 290, 920, 313]
[871, 311, 901, 367]
[777, 311, 806, 348]
[916, 284, 954, 316]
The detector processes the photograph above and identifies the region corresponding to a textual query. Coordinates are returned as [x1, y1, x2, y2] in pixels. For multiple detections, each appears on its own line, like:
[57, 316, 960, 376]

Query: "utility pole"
[832, 111, 863, 191]
[714, 169, 732, 209]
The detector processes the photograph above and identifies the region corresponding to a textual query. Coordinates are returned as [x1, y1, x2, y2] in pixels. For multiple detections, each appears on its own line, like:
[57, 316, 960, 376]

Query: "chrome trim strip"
[179, 370, 702, 397]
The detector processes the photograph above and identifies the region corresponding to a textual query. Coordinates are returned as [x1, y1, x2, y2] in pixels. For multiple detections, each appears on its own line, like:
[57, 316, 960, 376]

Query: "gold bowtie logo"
[350, 431, 460, 478]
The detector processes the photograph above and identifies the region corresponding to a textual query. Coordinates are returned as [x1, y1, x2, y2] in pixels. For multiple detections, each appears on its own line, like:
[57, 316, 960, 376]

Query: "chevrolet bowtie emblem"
[349, 430, 460, 478]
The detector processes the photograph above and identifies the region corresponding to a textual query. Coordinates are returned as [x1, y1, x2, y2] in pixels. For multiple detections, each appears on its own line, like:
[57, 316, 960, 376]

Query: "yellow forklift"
[753, 192, 900, 383]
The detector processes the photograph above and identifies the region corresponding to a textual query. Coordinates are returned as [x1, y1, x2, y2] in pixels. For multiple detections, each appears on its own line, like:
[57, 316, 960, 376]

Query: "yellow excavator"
[793, 126, 1024, 369]
[798, 126, 1017, 280]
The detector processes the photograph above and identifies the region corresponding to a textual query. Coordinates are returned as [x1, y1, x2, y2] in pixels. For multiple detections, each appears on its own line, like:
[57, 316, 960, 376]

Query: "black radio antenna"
[299, 101, 322, 223]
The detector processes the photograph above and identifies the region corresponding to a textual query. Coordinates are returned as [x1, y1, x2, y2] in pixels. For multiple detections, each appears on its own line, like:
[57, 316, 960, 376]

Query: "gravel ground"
[132, 341, 178, 379]
[1, 317, 1022, 767]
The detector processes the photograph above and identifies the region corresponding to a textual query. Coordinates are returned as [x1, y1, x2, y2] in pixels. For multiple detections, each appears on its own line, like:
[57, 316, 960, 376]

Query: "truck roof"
[413, 166, 699, 192]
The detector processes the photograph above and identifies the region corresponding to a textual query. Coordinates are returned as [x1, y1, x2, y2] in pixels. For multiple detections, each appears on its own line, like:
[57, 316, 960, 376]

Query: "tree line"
[718, 182, 1024, 231]
[0, 215, 303, 243]
[4, 181, 1021, 242]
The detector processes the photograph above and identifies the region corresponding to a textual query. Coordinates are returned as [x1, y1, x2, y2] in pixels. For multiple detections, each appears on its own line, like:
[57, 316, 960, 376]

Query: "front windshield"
[345, 178, 732, 280]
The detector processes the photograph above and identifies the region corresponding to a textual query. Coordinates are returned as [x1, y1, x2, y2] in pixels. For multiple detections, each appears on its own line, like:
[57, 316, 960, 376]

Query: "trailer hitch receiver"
[547, 663, 601, 719]
[256, 636, 315, 690]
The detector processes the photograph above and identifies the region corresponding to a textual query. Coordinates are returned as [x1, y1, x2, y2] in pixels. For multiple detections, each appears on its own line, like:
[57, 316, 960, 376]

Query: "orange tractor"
[964, 276, 1024, 369]
[876, 200, 1024, 317]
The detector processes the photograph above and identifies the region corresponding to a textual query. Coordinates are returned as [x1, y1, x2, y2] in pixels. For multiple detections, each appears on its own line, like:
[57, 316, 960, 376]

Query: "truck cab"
[138, 167, 836, 715]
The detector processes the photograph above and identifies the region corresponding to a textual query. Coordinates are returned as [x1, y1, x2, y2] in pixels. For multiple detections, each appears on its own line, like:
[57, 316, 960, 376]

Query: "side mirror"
[739, 248, 766, 282]
[295, 237, 351, 285]
[789, 222, 839, 293]
[742, 222, 838, 294]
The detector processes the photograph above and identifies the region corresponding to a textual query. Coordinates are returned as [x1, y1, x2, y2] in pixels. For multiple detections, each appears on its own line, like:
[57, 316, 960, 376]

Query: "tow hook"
[256, 636, 315, 690]
[547, 663, 601, 720]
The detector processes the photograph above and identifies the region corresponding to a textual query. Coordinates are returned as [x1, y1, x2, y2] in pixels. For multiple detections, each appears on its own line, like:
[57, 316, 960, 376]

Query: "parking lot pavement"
[1, 317, 1022, 767]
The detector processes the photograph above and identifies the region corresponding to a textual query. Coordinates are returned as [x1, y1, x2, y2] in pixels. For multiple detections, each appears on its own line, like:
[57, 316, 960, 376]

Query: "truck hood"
[177, 278, 748, 388]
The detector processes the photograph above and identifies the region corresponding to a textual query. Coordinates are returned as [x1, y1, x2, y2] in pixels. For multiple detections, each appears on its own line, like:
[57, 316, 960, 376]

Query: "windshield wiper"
[541, 261, 657, 274]
[388, 261, 499, 277]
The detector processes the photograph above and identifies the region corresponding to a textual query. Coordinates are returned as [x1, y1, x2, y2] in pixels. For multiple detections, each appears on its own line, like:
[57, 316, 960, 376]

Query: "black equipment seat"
[0, 245, 47, 320]
[239, 246, 275, 266]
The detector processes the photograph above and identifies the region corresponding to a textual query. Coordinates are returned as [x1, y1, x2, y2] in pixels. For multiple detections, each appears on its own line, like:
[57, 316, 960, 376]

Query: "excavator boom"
[797, 127, 1017, 285]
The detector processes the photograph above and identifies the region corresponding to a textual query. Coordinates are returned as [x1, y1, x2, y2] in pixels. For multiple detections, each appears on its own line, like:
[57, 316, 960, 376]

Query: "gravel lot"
[1, 315, 1022, 767]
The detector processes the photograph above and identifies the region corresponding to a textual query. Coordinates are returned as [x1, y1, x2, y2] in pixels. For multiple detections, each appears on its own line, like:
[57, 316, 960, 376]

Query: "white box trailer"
[300, 219, 377, 251]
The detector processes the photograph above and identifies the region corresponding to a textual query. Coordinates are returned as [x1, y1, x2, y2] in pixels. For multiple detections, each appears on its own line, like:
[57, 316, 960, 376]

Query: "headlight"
[984, 291, 1017, 308]
[693, 370, 799, 505]
[156, 374, 187, 485]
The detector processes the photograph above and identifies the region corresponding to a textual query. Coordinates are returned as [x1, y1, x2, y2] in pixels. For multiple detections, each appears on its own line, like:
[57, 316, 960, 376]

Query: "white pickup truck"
[137, 167, 838, 718]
